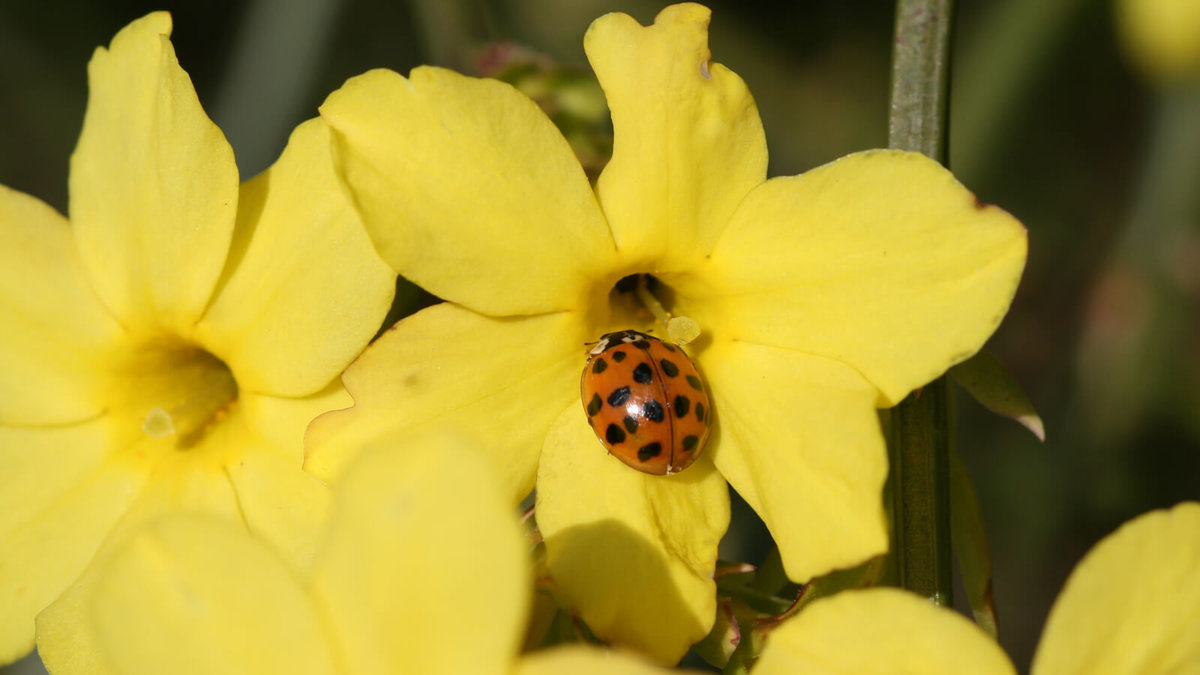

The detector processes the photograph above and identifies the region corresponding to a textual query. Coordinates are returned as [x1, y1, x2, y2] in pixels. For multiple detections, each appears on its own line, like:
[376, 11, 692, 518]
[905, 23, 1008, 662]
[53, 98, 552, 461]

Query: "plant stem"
[887, 0, 956, 605]
[887, 381, 954, 605]
[889, 0, 954, 159]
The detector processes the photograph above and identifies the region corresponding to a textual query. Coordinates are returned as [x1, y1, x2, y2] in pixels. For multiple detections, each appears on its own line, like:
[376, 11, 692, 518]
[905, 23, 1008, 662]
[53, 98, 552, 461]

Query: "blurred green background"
[2, 0, 1197, 671]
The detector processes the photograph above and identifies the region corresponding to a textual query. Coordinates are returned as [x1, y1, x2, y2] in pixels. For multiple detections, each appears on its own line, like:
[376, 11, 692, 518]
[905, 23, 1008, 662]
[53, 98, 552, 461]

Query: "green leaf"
[949, 447, 999, 638]
[950, 349, 1045, 441]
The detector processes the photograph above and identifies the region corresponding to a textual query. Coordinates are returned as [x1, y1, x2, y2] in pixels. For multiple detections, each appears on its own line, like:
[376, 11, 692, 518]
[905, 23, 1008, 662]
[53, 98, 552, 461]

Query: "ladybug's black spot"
[660, 359, 679, 377]
[643, 400, 665, 423]
[605, 424, 626, 445]
[633, 363, 653, 384]
[623, 416, 639, 434]
[611, 350, 627, 362]
[662, 343, 677, 352]
[632, 339, 651, 350]
[695, 402, 705, 423]
[608, 386, 631, 407]
[674, 395, 690, 417]
[686, 374, 704, 391]
[586, 393, 602, 416]
[682, 435, 699, 451]
[638, 442, 663, 461]
[592, 358, 608, 374]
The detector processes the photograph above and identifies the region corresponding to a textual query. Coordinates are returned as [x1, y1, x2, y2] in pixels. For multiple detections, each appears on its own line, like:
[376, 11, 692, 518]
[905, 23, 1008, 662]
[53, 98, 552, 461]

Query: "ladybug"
[580, 330, 711, 475]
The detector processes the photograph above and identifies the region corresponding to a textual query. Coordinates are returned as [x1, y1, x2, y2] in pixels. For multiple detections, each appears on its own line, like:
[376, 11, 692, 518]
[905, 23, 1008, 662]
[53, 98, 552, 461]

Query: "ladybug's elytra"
[580, 330, 711, 475]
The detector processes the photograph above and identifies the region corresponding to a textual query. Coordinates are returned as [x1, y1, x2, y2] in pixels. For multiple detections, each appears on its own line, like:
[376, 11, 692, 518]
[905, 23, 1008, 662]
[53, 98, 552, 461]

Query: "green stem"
[889, 0, 954, 159]
[886, 0, 956, 605]
[887, 381, 954, 604]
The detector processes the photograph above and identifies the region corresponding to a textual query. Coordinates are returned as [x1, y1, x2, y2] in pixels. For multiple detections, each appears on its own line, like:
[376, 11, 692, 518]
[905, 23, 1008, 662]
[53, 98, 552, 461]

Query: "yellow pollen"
[667, 316, 700, 345]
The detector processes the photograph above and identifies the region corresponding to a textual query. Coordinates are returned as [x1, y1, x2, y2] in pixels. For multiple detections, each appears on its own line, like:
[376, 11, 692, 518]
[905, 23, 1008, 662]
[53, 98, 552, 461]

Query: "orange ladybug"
[580, 330, 711, 475]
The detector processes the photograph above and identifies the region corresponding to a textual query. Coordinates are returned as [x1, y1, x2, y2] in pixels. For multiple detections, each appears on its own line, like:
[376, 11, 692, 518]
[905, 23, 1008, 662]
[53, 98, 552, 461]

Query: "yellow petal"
[695, 150, 1027, 406]
[224, 442, 331, 574]
[305, 303, 584, 503]
[104, 421, 268, 552]
[34, 389, 344, 669]
[517, 645, 681, 675]
[70, 12, 238, 333]
[194, 118, 394, 397]
[701, 340, 888, 583]
[243, 376, 353, 464]
[40, 516, 338, 675]
[214, 386, 349, 571]
[536, 406, 728, 665]
[311, 435, 528, 675]
[35, 571, 107, 675]
[0, 419, 113, 547]
[754, 588, 1015, 674]
[0, 451, 147, 665]
[112, 387, 339, 547]
[320, 67, 615, 316]
[587, 4, 767, 269]
[114, 458, 243, 532]
[1032, 502, 1200, 674]
[0, 185, 123, 425]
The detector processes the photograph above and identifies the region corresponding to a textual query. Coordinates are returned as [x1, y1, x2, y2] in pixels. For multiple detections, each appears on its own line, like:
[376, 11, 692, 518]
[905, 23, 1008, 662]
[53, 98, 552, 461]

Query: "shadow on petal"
[545, 518, 714, 666]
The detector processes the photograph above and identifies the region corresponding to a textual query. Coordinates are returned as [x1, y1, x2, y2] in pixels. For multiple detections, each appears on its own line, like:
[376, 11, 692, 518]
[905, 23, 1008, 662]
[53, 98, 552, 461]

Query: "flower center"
[608, 274, 699, 344]
[118, 340, 239, 449]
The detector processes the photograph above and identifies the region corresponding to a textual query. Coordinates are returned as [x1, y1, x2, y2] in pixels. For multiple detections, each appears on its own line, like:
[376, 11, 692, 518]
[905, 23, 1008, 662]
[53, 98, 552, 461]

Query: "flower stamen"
[134, 347, 238, 448]
[634, 274, 672, 329]
[633, 274, 700, 345]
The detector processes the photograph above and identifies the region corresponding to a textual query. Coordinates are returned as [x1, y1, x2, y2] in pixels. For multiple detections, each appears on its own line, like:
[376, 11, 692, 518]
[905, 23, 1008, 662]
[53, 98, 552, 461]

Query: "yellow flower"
[43, 435, 677, 675]
[0, 13, 394, 664]
[753, 502, 1200, 674]
[1116, 0, 1200, 84]
[309, 2, 1026, 662]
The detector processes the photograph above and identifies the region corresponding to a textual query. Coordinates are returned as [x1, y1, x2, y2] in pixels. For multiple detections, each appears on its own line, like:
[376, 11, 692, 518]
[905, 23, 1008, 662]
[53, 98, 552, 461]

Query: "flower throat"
[611, 274, 700, 345]
[135, 345, 238, 448]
